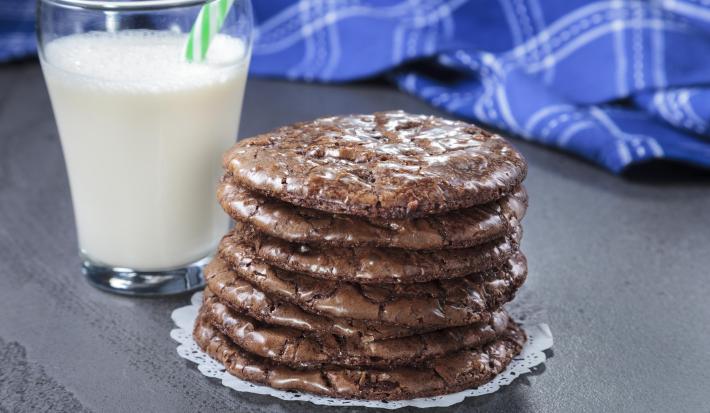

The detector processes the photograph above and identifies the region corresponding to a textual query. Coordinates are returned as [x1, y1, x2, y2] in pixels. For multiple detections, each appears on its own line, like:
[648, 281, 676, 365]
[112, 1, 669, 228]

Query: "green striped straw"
[184, 0, 235, 62]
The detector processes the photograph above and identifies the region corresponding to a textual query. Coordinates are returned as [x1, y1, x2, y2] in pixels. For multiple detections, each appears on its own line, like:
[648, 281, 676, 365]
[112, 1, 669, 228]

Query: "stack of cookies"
[194, 111, 529, 401]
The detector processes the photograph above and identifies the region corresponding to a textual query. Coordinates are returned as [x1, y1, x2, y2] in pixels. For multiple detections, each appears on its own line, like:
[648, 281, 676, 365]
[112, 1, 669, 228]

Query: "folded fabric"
[4, 0, 710, 173]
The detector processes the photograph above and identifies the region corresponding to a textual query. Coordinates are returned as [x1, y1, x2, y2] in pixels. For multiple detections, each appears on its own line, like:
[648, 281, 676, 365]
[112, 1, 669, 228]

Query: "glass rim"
[39, 0, 217, 11]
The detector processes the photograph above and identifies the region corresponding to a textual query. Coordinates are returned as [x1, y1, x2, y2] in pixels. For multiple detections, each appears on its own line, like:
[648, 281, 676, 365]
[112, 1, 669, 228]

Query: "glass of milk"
[37, 0, 253, 295]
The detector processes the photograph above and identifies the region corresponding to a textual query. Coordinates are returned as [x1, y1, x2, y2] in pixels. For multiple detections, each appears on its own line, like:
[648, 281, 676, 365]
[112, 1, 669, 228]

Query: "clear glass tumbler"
[37, 0, 253, 295]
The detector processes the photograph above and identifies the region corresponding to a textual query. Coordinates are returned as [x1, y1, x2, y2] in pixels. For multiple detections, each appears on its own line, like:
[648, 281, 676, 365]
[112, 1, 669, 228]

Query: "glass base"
[82, 254, 209, 296]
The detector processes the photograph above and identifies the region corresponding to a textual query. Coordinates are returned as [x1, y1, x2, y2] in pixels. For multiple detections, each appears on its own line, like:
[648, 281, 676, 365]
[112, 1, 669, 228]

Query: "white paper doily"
[171, 292, 553, 409]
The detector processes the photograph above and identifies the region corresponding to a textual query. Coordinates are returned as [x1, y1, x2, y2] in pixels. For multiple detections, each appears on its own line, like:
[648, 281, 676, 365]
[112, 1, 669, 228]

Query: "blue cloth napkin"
[4, 0, 710, 173]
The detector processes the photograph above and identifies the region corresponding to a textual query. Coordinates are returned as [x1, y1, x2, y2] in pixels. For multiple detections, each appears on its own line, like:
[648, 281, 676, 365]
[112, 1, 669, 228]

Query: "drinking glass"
[37, 0, 253, 295]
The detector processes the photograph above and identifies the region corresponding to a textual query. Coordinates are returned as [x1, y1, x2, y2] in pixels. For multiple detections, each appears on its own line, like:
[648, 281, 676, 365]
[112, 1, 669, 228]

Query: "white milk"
[41, 30, 249, 270]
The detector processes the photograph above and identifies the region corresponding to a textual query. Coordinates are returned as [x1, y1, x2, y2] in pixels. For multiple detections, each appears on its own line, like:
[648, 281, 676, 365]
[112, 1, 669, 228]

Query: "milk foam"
[43, 30, 247, 91]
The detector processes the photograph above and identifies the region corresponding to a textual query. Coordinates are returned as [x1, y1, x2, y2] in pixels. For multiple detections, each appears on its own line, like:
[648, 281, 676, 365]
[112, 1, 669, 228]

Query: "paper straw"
[184, 0, 235, 62]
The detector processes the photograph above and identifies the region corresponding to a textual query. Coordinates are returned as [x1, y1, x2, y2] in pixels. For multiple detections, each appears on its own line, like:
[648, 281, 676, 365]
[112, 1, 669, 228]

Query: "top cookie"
[224, 111, 527, 219]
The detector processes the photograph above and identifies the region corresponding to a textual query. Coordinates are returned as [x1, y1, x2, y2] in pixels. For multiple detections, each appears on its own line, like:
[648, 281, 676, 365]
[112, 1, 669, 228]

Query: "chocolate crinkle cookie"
[193, 111, 531, 401]
[223, 111, 527, 219]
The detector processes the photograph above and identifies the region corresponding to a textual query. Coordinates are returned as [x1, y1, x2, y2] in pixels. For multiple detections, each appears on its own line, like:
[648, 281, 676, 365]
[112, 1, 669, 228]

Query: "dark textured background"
[1, 60, 709, 413]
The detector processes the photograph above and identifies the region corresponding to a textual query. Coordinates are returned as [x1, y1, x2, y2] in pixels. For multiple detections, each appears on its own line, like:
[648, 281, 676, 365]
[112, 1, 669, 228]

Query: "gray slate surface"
[1, 61, 710, 413]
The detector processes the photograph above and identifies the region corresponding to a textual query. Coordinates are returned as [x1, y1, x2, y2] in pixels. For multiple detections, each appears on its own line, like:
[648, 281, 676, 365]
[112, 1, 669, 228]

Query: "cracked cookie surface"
[223, 111, 527, 219]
